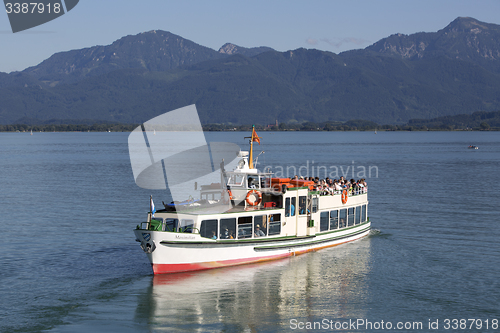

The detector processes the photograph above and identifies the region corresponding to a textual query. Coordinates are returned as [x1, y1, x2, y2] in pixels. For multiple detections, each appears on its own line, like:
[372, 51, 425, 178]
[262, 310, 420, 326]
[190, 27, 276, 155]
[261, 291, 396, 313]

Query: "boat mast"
[249, 132, 254, 169]
[246, 125, 260, 169]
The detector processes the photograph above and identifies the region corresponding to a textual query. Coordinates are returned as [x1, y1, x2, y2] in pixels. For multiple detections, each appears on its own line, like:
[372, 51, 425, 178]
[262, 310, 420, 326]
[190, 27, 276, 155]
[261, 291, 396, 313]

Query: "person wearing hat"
[254, 224, 265, 237]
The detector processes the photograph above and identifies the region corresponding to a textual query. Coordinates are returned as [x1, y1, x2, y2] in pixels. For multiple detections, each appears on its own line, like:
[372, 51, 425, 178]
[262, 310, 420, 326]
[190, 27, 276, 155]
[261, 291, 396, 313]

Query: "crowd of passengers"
[289, 175, 367, 196]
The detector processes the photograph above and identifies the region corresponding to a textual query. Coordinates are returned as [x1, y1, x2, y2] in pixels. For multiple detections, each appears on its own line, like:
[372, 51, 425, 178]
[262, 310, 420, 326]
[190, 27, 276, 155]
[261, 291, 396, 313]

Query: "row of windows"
[226, 174, 271, 189]
[319, 205, 367, 232]
[200, 214, 282, 240]
[150, 218, 194, 232]
[151, 202, 366, 237]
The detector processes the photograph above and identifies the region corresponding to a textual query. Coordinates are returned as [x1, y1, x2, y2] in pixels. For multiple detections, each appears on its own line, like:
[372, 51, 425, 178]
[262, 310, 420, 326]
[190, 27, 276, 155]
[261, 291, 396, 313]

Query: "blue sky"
[1, 0, 500, 73]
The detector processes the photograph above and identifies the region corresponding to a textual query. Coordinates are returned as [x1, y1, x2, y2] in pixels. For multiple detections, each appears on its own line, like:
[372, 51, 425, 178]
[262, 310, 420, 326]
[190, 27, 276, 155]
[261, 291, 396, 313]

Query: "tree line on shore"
[1, 110, 499, 132]
[0, 123, 138, 132]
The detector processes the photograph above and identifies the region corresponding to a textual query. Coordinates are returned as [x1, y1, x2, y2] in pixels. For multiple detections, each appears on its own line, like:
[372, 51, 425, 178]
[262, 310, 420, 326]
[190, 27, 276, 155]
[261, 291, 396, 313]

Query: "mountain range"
[1, 17, 500, 125]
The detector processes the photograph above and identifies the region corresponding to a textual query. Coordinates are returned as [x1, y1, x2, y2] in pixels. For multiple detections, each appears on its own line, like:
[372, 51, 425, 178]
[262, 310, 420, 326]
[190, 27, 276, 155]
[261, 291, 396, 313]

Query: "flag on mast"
[150, 195, 156, 217]
[251, 127, 261, 145]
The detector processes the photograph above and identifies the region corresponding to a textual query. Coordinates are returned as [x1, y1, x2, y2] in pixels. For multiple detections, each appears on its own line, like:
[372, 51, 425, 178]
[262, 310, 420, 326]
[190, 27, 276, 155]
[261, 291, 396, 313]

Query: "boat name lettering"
[175, 235, 196, 239]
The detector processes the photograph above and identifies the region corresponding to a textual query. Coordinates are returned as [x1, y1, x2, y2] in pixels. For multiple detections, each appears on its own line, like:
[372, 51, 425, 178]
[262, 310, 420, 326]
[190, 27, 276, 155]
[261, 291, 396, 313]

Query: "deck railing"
[320, 186, 368, 196]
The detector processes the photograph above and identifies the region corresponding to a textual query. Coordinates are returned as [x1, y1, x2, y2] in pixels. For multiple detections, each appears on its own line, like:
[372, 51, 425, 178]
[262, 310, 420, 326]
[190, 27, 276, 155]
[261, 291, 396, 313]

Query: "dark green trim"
[254, 225, 371, 250]
[160, 234, 314, 246]
[287, 186, 309, 191]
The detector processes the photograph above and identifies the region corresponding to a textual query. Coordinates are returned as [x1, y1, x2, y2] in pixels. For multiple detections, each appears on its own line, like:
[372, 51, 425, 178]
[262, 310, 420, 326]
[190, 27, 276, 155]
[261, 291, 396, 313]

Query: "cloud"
[305, 38, 318, 45]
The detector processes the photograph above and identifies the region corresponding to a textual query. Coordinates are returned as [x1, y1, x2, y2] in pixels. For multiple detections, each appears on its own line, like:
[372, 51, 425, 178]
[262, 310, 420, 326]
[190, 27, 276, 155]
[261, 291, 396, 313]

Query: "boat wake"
[368, 229, 388, 238]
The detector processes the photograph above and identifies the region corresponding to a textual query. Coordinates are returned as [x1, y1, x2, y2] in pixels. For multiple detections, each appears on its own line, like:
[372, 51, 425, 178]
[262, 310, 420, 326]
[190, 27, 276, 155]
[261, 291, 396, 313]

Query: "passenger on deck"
[248, 177, 256, 188]
[211, 231, 217, 240]
[318, 179, 329, 195]
[254, 224, 265, 237]
[351, 179, 357, 193]
[360, 178, 367, 193]
[324, 180, 334, 195]
[334, 180, 342, 191]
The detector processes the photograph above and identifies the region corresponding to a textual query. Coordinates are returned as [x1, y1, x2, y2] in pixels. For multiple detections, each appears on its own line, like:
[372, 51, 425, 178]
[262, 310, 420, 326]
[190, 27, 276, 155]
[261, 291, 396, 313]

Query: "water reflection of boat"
[137, 238, 371, 331]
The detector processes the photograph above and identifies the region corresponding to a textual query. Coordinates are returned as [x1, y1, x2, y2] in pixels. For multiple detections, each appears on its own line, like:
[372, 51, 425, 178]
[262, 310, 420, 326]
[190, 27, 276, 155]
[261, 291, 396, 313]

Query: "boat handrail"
[317, 187, 368, 197]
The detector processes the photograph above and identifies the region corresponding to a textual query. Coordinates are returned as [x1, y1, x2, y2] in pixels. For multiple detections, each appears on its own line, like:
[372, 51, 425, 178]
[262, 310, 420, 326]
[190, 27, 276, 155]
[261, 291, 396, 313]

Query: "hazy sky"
[1, 0, 500, 73]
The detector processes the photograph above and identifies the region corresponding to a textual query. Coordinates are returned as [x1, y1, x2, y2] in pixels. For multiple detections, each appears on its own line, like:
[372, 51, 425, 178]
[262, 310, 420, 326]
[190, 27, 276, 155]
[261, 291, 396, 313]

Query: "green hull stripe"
[254, 225, 371, 250]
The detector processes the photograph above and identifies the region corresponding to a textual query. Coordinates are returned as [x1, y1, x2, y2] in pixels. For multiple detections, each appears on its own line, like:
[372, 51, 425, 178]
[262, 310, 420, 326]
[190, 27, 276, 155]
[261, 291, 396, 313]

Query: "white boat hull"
[134, 221, 371, 274]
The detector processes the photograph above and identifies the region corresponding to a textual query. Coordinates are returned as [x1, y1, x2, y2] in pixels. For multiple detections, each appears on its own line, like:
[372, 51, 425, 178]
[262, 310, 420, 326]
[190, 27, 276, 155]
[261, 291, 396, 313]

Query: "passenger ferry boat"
[134, 129, 371, 274]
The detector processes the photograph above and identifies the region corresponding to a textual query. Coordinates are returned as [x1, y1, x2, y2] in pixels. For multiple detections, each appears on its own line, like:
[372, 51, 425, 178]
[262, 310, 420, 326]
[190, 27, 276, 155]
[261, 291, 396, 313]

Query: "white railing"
[320, 186, 368, 196]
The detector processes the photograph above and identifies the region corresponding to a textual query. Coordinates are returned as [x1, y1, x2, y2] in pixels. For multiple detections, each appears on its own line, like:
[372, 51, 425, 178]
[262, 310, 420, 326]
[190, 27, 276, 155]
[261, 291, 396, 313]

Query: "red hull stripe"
[152, 253, 291, 274]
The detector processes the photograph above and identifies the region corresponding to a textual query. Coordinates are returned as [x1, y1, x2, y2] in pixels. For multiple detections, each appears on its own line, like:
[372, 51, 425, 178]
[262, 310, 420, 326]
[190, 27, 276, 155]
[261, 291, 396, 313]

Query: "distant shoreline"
[0, 123, 498, 132]
[3, 110, 499, 132]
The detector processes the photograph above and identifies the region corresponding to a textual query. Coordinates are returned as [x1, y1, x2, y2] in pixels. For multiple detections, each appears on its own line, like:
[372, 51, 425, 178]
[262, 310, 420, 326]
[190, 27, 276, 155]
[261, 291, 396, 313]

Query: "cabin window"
[254, 215, 268, 236]
[330, 210, 339, 230]
[291, 197, 296, 216]
[355, 206, 361, 225]
[180, 219, 194, 233]
[362, 204, 367, 222]
[311, 197, 318, 213]
[150, 217, 164, 231]
[268, 214, 281, 235]
[260, 175, 271, 189]
[348, 207, 355, 227]
[202, 192, 221, 201]
[247, 175, 259, 189]
[220, 218, 236, 239]
[299, 196, 307, 215]
[164, 218, 178, 232]
[238, 216, 253, 239]
[200, 219, 218, 239]
[228, 174, 244, 187]
[339, 209, 347, 229]
[285, 198, 290, 217]
[320, 212, 329, 231]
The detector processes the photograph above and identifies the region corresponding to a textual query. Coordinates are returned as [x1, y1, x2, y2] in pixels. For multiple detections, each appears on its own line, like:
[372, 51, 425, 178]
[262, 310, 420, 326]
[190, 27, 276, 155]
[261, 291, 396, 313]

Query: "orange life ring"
[246, 190, 262, 206]
[222, 189, 233, 204]
[341, 189, 348, 204]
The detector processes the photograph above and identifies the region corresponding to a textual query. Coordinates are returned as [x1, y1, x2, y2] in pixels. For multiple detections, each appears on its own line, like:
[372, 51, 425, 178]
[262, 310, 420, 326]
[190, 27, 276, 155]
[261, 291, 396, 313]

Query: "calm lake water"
[0, 131, 499, 332]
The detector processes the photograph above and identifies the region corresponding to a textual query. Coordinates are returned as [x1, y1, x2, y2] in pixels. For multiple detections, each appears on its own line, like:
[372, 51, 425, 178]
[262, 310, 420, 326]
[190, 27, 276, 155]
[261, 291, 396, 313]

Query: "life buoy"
[341, 189, 348, 204]
[222, 189, 233, 204]
[246, 190, 262, 206]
